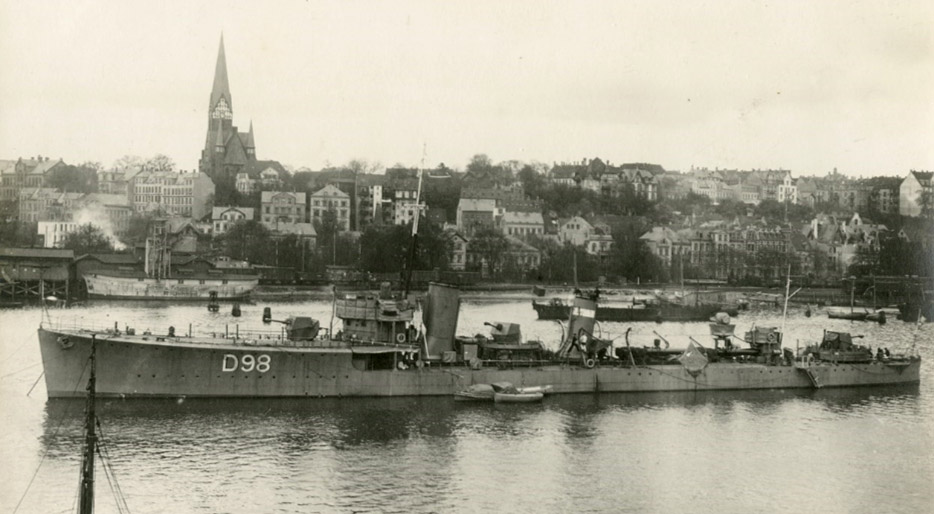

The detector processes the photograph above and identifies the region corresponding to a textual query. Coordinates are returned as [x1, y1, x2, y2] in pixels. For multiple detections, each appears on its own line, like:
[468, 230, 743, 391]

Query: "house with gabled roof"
[557, 216, 594, 246]
[899, 170, 933, 218]
[212, 206, 254, 235]
[445, 230, 469, 271]
[639, 226, 686, 266]
[0, 157, 66, 205]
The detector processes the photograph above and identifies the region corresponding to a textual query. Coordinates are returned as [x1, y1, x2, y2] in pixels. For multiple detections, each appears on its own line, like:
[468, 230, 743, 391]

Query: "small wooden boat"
[454, 383, 495, 401]
[494, 391, 544, 403]
[516, 385, 553, 395]
[456, 383, 552, 401]
[827, 309, 886, 324]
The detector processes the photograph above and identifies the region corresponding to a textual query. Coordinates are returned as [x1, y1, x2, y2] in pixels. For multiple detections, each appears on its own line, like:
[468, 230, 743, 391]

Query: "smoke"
[72, 203, 127, 250]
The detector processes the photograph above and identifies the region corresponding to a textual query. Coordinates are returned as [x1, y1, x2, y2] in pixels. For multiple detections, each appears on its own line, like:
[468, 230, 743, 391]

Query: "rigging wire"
[73, 449, 84, 513]
[97, 446, 121, 514]
[26, 370, 45, 396]
[0, 361, 42, 380]
[11, 356, 91, 514]
[96, 420, 132, 514]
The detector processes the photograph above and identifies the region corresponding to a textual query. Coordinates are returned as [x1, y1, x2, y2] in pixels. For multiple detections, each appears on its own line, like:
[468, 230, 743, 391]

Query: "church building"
[199, 35, 258, 184]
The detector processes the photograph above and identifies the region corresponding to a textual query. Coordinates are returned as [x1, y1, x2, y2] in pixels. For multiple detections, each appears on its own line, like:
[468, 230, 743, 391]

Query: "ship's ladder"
[797, 364, 823, 389]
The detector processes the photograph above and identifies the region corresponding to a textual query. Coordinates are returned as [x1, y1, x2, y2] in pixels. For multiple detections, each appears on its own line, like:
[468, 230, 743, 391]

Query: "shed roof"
[0, 247, 75, 259]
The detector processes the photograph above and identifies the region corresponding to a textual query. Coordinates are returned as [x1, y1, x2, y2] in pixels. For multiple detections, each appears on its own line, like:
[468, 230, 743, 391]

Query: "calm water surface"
[1, 296, 933, 513]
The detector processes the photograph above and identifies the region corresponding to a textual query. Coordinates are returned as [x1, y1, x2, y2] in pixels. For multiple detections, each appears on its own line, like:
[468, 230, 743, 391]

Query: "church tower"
[200, 35, 255, 184]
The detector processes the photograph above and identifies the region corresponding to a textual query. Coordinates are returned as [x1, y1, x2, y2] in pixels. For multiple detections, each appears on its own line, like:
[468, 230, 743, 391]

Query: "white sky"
[1, 1, 932, 177]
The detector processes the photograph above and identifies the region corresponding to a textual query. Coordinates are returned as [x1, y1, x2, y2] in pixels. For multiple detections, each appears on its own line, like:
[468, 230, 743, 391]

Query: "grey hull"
[38, 328, 921, 398]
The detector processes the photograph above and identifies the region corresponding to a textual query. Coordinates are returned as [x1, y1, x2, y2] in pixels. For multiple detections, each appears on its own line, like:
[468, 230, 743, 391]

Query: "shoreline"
[249, 283, 846, 304]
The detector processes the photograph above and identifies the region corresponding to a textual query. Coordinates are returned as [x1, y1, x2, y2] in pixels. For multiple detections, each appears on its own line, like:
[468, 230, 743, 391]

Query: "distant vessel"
[826, 279, 886, 324]
[37, 283, 920, 398]
[531, 295, 737, 322]
[827, 308, 886, 324]
[84, 222, 257, 301]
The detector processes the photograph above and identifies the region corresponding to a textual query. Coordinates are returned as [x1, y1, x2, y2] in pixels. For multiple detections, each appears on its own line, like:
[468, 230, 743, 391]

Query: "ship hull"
[532, 301, 735, 322]
[84, 274, 258, 300]
[38, 328, 921, 398]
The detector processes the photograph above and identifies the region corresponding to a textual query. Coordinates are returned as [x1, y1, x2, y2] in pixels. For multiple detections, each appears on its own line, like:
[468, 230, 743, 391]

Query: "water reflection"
[41, 383, 920, 455]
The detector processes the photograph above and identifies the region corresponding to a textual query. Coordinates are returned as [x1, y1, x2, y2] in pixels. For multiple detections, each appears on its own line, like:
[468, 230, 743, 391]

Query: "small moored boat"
[516, 385, 553, 395]
[493, 391, 544, 403]
[454, 383, 495, 401]
[455, 382, 552, 401]
[491, 381, 545, 403]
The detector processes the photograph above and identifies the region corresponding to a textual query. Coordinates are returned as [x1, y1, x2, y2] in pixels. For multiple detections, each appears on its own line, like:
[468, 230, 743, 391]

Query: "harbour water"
[2, 296, 933, 513]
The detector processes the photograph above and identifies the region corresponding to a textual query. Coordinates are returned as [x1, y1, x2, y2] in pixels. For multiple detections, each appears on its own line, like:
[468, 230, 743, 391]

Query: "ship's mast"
[78, 335, 97, 514]
[850, 276, 856, 314]
[403, 146, 426, 297]
[144, 220, 168, 280]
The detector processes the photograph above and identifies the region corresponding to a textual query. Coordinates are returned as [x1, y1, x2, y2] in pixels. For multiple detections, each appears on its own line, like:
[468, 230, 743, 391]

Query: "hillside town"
[1, 38, 932, 301]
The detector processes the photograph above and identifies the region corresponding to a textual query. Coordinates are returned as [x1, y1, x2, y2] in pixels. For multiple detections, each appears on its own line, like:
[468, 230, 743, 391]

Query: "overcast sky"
[1, 1, 931, 177]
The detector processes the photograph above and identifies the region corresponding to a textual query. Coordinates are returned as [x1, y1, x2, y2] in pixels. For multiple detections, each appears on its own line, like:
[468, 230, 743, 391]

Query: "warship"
[37, 283, 920, 398]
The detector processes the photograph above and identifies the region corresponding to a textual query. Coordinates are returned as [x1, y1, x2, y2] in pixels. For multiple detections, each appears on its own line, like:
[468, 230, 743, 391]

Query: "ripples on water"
[2, 297, 934, 513]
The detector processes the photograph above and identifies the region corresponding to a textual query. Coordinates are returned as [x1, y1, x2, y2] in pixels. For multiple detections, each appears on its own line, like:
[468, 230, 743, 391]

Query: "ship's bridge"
[334, 293, 416, 345]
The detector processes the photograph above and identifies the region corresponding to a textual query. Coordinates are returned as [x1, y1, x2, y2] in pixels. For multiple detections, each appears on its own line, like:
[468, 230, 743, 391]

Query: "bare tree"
[113, 155, 143, 171]
[144, 154, 176, 172]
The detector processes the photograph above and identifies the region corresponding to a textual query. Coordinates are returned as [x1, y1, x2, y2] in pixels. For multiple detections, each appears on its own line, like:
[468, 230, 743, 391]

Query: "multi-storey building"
[802, 212, 888, 276]
[446, 231, 468, 271]
[502, 211, 544, 238]
[642, 219, 791, 281]
[309, 185, 350, 231]
[234, 161, 287, 194]
[456, 188, 543, 238]
[604, 165, 659, 201]
[899, 170, 933, 218]
[549, 158, 659, 200]
[356, 174, 386, 229]
[777, 171, 798, 203]
[465, 235, 541, 275]
[640, 226, 688, 266]
[0, 157, 65, 206]
[97, 168, 129, 195]
[796, 178, 818, 207]
[38, 220, 79, 248]
[868, 180, 900, 214]
[262, 191, 307, 225]
[128, 170, 215, 219]
[390, 178, 423, 226]
[18, 188, 82, 223]
[456, 197, 498, 236]
[33, 192, 131, 247]
[557, 216, 594, 246]
[76, 193, 132, 234]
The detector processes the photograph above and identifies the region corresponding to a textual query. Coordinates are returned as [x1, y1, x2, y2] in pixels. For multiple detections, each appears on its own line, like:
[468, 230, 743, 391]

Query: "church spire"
[245, 120, 255, 149]
[210, 34, 232, 111]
